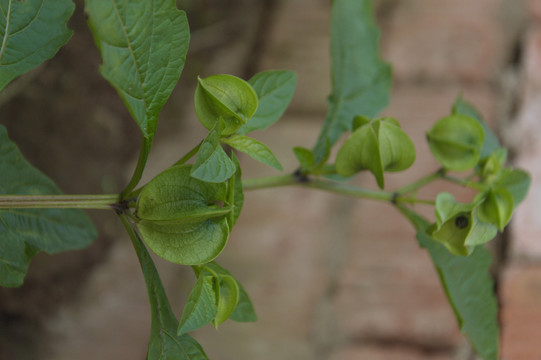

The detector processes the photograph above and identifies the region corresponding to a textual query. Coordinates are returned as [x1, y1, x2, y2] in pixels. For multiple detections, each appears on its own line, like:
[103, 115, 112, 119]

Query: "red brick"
[500, 264, 541, 360]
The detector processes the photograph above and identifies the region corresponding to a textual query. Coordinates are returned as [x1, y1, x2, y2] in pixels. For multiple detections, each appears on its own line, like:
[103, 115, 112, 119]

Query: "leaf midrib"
[0, 0, 12, 65]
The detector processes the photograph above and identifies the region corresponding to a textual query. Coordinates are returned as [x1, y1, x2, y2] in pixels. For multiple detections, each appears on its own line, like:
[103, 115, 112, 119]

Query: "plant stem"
[442, 175, 485, 191]
[396, 169, 444, 195]
[174, 142, 202, 166]
[0, 194, 120, 210]
[122, 136, 153, 197]
[242, 174, 298, 190]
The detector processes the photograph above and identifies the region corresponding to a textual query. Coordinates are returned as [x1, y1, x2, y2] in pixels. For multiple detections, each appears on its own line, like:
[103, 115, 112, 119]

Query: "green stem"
[303, 179, 394, 202]
[122, 136, 153, 197]
[242, 174, 298, 191]
[0, 194, 120, 210]
[174, 142, 202, 166]
[396, 169, 444, 195]
[442, 175, 485, 191]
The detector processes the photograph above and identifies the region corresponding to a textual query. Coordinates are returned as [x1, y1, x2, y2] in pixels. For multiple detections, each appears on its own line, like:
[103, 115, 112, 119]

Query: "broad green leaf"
[85, 0, 189, 140]
[312, 0, 391, 163]
[292, 147, 315, 169]
[335, 117, 415, 189]
[204, 262, 257, 323]
[136, 165, 231, 265]
[195, 74, 258, 136]
[213, 274, 240, 328]
[495, 169, 531, 206]
[178, 275, 217, 335]
[0, 125, 97, 287]
[222, 135, 283, 171]
[237, 70, 297, 134]
[0, 0, 74, 91]
[426, 114, 485, 171]
[191, 128, 237, 183]
[452, 96, 500, 158]
[122, 217, 208, 360]
[400, 207, 499, 360]
[478, 188, 514, 231]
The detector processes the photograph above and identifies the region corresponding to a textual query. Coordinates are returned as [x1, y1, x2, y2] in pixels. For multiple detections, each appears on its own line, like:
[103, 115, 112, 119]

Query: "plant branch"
[122, 136, 153, 197]
[0, 194, 120, 209]
[396, 168, 444, 195]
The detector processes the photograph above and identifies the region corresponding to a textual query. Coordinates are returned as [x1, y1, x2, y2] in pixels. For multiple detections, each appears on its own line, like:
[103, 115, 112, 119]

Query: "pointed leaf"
[0, 125, 97, 287]
[400, 208, 499, 360]
[227, 152, 244, 228]
[85, 0, 190, 140]
[237, 70, 297, 134]
[136, 165, 231, 265]
[478, 188, 514, 231]
[495, 168, 531, 206]
[292, 147, 315, 169]
[122, 218, 208, 360]
[312, 0, 391, 163]
[195, 74, 258, 136]
[191, 129, 237, 183]
[222, 135, 282, 171]
[178, 275, 218, 335]
[0, 0, 74, 91]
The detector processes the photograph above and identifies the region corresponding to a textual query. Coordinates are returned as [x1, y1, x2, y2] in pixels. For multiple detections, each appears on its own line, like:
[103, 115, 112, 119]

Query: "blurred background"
[1, 0, 540, 359]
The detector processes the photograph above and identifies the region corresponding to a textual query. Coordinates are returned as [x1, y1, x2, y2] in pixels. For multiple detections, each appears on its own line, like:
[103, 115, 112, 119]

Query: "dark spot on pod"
[455, 215, 469, 229]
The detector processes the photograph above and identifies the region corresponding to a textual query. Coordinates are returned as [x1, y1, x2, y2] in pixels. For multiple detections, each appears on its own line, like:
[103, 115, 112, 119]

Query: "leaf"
[452, 96, 500, 158]
[478, 188, 514, 231]
[178, 275, 218, 335]
[312, 0, 391, 163]
[0, 0, 74, 91]
[121, 217, 208, 360]
[335, 117, 415, 189]
[237, 70, 297, 134]
[0, 125, 97, 287]
[227, 152, 244, 228]
[426, 114, 485, 171]
[136, 165, 231, 265]
[495, 168, 531, 206]
[85, 0, 190, 140]
[195, 74, 258, 136]
[203, 262, 257, 323]
[292, 147, 315, 169]
[222, 135, 283, 171]
[213, 274, 240, 328]
[191, 128, 237, 183]
[399, 207, 499, 360]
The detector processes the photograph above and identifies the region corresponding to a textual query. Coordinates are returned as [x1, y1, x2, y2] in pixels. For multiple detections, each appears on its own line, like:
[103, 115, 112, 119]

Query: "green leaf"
[195, 74, 258, 136]
[213, 274, 240, 328]
[191, 128, 237, 183]
[85, 0, 190, 140]
[399, 207, 499, 360]
[0, 0, 74, 91]
[121, 217, 208, 360]
[452, 96, 500, 158]
[227, 152, 244, 228]
[222, 135, 283, 171]
[0, 125, 97, 287]
[204, 262, 257, 324]
[136, 165, 231, 265]
[495, 169, 531, 206]
[178, 274, 218, 335]
[237, 70, 297, 134]
[312, 0, 391, 163]
[426, 114, 485, 171]
[478, 188, 514, 231]
[292, 147, 315, 169]
[335, 117, 415, 189]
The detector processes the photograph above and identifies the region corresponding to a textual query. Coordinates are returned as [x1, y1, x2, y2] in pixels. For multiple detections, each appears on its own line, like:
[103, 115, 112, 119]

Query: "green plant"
[0, 0, 531, 359]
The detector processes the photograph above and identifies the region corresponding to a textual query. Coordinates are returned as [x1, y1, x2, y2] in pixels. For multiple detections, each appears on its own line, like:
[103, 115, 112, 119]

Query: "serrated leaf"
[136, 165, 231, 265]
[0, 0, 74, 91]
[237, 70, 297, 134]
[312, 0, 391, 163]
[400, 207, 499, 360]
[178, 275, 218, 335]
[123, 219, 208, 360]
[452, 96, 500, 158]
[195, 74, 258, 136]
[426, 114, 485, 171]
[191, 129, 237, 183]
[0, 125, 97, 287]
[85, 0, 189, 140]
[222, 135, 282, 171]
